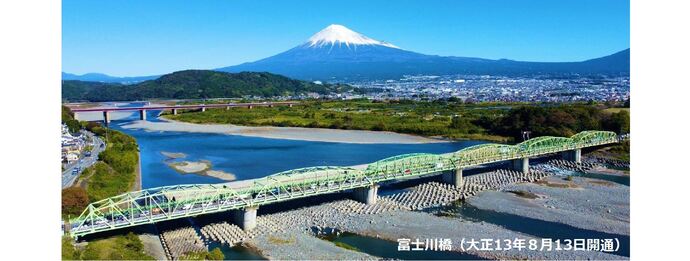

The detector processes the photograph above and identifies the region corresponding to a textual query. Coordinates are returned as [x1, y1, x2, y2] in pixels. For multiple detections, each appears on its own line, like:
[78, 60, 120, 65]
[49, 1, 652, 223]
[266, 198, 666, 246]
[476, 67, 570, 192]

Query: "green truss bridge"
[66, 130, 626, 238]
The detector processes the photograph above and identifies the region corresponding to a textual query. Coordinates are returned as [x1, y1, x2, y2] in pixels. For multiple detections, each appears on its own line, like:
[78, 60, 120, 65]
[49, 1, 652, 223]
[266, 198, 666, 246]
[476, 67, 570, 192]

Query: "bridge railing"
[68, 130, 621, 237]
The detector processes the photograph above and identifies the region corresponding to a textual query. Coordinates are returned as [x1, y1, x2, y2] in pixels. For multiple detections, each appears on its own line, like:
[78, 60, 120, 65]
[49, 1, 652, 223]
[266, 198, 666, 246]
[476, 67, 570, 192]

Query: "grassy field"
[602, 107, 630, 114]
[165, 99, 630, 144]
[76, 128, 139, 202]
[165, 99, 516, 142]
[62, 233, 153, 260]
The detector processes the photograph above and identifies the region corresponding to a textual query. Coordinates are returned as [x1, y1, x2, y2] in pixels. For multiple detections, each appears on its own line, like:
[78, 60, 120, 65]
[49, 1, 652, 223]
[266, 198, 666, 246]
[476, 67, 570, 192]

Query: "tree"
[62, 236, 79, 260]
[450, 116, 480, 134]
[603, 110, 630, 134]
[62, 187, 89, 217]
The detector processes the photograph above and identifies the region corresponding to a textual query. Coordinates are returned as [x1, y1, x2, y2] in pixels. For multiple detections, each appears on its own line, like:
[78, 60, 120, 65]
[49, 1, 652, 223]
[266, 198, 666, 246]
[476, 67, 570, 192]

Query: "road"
[61, 131, 106, 189]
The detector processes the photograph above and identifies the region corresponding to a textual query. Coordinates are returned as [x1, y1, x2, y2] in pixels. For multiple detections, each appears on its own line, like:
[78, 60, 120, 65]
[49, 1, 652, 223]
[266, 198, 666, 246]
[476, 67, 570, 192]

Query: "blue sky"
[63, 0, 630, 76]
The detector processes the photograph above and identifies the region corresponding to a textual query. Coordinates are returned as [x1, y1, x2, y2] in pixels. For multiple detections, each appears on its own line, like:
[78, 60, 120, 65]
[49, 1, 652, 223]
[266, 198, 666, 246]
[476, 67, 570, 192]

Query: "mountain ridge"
[62, 70, 357, 102]
[64, 24, 630, 83]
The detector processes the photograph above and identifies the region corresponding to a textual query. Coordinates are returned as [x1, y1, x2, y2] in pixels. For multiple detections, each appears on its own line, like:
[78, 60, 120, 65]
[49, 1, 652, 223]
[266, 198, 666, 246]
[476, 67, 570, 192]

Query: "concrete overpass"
[70, 102, 298, 123]
[65, 131, 626, 238]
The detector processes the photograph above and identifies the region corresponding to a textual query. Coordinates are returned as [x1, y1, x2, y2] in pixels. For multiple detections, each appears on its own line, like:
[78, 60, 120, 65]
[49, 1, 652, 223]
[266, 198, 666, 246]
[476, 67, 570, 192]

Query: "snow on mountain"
[217, 25, 630, 81]
[306, 24, 400, 49]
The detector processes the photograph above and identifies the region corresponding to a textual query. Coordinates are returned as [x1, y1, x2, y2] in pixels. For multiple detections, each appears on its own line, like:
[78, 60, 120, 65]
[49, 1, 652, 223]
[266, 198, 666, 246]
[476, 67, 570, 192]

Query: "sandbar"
[122, 118, 447, 144]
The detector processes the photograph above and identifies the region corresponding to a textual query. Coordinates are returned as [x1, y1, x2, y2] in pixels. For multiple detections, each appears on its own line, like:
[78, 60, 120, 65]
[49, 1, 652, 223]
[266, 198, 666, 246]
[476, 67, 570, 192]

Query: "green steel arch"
[67, 130, 623, 238]
[365, 153, 449, 178]
[451, 144, 520, 166]
[517, 136, 575, 154]
[570, 131, 618, 147]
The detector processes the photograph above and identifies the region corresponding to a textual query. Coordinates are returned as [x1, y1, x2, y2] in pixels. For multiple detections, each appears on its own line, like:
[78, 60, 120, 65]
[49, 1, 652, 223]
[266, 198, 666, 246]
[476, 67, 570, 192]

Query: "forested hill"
[62, 70, 357, 102]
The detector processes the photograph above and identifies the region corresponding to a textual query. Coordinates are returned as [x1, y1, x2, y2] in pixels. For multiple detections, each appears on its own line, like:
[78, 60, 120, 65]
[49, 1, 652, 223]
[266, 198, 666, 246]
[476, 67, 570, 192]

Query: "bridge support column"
[103, 111, 110, 124]
[226, 105, 231, 110]
[201, 107, 206, 112]
[442, 168, 463, 187]
[247, 105, 253, 109]
[73, 113, 79, 121]
[561, 149, 581, 163]
[268, 104, 274, 108]
[352, 184, 378, 205]
[139, 109, 147, 121]
[172, 108, 178, 115]
[288, 104, 293, 108]
[512, 158, 529, 173]
[233, 206, 258, 231]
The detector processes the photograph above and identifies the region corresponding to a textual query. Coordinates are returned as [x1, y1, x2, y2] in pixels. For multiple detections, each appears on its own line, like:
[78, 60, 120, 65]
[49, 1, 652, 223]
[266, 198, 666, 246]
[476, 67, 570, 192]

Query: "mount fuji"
[218, 24, 629, 81]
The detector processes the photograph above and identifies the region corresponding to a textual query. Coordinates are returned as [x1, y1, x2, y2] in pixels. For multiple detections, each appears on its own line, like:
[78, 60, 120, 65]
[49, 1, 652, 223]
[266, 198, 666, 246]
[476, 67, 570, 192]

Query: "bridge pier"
[139, 109, 147, 121]
[352, 184, 378, 205]
[233, 206, 258, 231]
[288, 104, 293, 108]
[561, 148, 581, 163]
[103, 111, 110, 124]
[512, 158, 529, 173]
[247, 105, 253, 109]
[442, 168, 464, 187]
[172, 108, 178, 115]
[201, 107, 206, 112]
[268, 104, 274, 108]
[226, 105, 231, 110]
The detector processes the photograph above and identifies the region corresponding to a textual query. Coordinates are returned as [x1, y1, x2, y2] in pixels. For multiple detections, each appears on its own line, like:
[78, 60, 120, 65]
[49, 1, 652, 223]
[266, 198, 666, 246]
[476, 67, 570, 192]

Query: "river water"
[91, 102, 628, 259]
[102, 103, 484, 189]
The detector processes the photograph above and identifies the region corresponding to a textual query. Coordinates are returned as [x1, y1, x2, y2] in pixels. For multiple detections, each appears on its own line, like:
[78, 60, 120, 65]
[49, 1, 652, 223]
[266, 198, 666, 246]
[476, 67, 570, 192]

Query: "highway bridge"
[70, 102, 297, 123]
[66, 131, 626, 238]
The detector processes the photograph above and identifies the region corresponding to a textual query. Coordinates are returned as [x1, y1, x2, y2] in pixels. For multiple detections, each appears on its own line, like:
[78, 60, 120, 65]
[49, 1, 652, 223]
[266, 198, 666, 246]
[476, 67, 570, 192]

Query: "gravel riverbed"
[469, 175, 630, 236]
[155, 158, 629, 260]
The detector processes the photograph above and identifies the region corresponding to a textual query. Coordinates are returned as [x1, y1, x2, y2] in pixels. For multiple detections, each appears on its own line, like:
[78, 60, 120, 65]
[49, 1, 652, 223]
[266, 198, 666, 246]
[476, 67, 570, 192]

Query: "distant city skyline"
[63, 0, 630, 76]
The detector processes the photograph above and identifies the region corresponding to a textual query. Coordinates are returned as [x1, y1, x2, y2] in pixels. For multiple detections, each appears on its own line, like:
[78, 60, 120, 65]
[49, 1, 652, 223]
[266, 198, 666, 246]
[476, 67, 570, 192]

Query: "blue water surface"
[106, 103, 484, 189]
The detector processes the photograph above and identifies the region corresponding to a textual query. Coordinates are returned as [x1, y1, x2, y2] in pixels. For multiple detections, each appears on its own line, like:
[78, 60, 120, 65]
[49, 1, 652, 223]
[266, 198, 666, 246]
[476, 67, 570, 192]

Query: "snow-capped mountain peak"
[307, 24, 399, 49]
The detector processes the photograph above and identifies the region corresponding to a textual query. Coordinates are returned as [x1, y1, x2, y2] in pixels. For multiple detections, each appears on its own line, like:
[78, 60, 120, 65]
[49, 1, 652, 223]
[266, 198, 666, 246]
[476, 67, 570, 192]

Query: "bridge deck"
[67, 130, 626, 238]
[69, 102, 297, 112]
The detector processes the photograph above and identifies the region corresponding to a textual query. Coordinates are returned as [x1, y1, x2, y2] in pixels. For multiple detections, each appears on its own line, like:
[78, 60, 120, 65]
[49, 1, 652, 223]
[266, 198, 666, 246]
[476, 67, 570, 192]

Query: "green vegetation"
[482, 104, 629, 141]
[334, 241, 360, 252]
[267, 235, 296, 245]
[602, 107, 630, 114]
[166, 99, 629, 143]
[80, 125, 139, 202]
[609, 140, 630, 161]
[61, 121, 140, 219]
[61, 187, 89, 218]
[62, 233, 154, 260]
[62, 236, 79, 260]
[62, 105, 81, 133]
[62, 70, 360, 102]
[591, 139, 630, 162]
[166, 99, 510, 142]
[178, 248, 225, 260]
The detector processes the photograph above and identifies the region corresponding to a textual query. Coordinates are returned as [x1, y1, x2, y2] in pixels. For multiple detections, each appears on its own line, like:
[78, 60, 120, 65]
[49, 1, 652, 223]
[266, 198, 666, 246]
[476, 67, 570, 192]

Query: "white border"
[2, 0, 690, 259]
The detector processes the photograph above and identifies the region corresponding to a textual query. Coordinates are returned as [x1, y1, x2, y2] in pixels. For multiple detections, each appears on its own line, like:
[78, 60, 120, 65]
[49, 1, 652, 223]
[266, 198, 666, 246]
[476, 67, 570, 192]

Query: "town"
[262, 74, 631, 103]
[347, 75, 629, 102]
[61, 123, 104, 188]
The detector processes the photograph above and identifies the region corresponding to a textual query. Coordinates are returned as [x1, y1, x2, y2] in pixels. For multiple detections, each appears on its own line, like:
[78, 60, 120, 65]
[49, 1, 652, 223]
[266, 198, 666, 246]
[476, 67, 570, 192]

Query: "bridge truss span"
[67, 130, 625, 238]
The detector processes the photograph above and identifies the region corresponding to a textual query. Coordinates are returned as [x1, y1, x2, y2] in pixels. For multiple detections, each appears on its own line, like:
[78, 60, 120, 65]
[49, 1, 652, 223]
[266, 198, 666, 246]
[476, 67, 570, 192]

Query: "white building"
[66, 153, 79, 163]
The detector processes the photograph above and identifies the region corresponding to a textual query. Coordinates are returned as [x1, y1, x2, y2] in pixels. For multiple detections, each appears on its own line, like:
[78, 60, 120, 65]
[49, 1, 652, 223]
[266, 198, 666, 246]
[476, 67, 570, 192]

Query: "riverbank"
[132, 151, 142, 191]
[122, 118, 449, 144]
[468, 175, 630, 236]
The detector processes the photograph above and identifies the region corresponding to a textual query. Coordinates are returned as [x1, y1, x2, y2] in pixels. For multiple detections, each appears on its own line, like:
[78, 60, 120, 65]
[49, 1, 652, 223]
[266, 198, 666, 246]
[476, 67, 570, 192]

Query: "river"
[99, 102, 484, 189]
